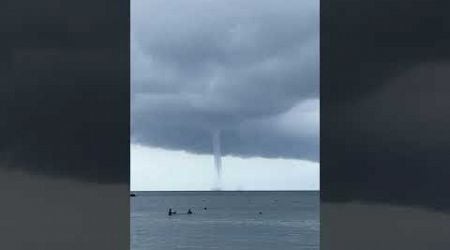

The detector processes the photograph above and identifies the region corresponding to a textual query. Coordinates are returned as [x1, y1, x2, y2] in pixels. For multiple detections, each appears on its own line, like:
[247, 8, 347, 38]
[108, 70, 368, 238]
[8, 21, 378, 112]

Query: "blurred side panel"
[321, 0, 450, 249]
[0, 0, 129, 249]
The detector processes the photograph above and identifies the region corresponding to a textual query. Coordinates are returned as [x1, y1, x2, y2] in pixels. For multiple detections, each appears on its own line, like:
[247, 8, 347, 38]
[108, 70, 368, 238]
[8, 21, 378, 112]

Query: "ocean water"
[131, 191, 319, 250]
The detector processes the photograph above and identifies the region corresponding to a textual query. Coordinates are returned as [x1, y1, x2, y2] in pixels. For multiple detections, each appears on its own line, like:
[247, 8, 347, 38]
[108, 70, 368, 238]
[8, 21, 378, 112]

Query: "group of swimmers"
[168, 207, 207, 216]
[168, 207, 263, 216]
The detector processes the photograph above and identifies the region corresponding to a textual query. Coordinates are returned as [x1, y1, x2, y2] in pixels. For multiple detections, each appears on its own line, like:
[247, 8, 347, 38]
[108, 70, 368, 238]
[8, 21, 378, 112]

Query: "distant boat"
[130, 193, 136, 197]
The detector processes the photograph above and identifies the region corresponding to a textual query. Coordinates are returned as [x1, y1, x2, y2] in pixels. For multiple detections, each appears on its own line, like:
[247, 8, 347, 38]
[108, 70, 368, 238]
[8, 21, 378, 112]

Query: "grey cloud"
[131, 0, 319, 161]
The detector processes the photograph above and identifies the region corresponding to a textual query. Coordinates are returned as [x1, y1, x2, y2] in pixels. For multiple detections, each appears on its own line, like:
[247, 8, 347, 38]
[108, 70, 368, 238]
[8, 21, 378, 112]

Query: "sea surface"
[131, 191, 319, 250]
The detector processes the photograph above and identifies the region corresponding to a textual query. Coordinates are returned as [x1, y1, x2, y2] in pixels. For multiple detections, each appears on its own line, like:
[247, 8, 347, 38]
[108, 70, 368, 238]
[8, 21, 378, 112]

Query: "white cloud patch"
[131, 144, 319, 191]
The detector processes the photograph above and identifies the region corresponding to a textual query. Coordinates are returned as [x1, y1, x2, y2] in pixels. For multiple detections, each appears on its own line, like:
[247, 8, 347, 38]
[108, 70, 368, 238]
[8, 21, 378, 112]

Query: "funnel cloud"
[212, 129, 222, 187]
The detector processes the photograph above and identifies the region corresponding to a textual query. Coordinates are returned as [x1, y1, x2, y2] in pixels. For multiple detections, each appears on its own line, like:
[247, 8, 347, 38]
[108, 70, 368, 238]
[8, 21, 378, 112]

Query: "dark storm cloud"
[131, 0, 319, 161]
[321, 0, 450, 210]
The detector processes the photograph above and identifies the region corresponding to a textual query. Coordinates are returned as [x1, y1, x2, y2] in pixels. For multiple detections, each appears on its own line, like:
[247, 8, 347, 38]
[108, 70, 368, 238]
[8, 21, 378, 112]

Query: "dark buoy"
[204, 207, 207, 210]
[258, 211, 262, 215]
[187, 209, 193, 215]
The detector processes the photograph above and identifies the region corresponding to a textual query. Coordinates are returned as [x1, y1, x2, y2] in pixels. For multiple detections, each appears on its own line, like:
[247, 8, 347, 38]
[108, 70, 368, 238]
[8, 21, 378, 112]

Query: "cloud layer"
[131, 0, 319, 161]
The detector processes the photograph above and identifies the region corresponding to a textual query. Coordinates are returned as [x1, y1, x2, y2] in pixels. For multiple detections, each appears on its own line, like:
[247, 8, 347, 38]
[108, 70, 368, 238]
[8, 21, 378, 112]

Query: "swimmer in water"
[187, 209, 193, 215]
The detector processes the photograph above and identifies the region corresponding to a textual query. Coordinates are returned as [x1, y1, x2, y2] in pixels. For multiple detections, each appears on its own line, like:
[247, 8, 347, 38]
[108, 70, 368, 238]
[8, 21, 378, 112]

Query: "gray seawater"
[131, 191, 319, 250]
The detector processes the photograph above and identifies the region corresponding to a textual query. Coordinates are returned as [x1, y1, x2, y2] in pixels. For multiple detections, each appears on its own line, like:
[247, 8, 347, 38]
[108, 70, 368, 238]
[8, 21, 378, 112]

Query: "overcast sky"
[131, 0, 319, 191]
